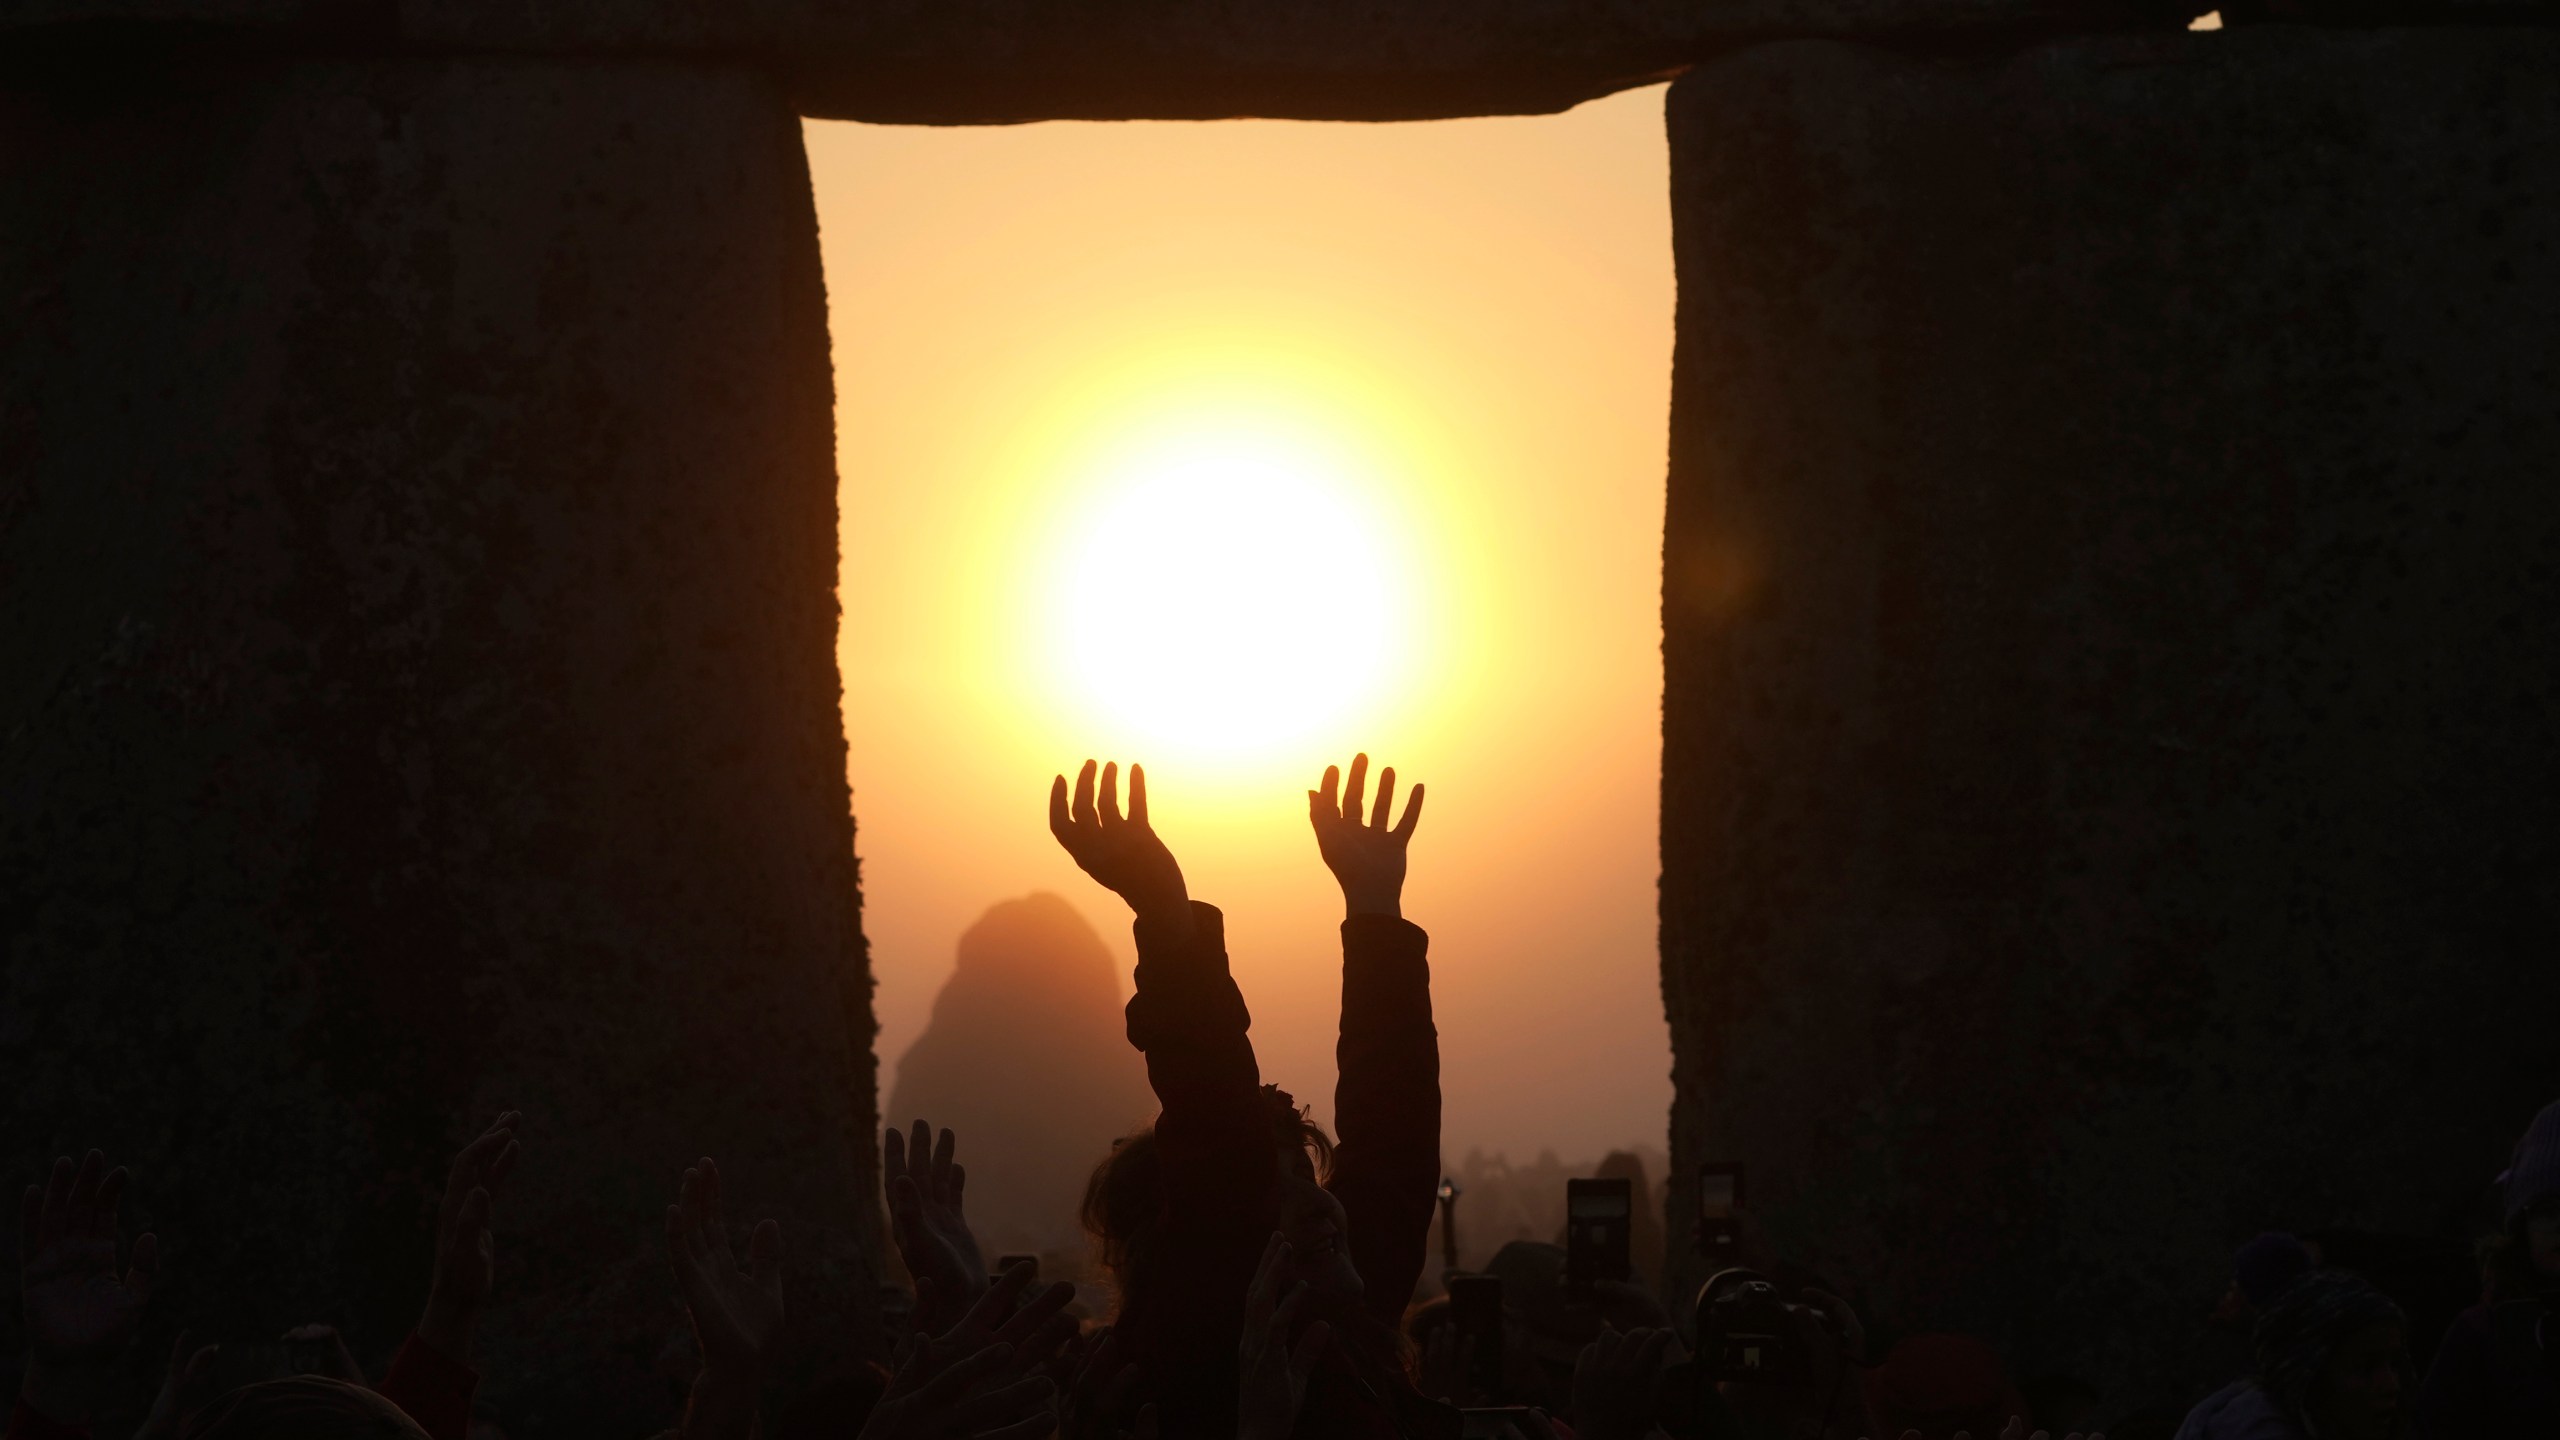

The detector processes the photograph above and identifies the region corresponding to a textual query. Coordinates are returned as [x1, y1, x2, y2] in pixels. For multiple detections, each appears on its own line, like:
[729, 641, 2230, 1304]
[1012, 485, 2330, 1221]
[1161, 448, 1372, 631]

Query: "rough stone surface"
[0, 55, 876, 1431]
[1, 0, 2196, 124]
[1661, 27, 2560, 1414]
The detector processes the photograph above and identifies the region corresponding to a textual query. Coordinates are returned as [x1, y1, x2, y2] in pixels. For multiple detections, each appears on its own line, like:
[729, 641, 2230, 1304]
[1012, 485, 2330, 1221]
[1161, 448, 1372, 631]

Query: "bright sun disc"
[1048, 430, 1404, 760]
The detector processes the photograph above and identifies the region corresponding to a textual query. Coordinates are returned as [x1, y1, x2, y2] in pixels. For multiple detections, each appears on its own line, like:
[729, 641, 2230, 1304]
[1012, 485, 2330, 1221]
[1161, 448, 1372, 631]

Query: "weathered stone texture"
[1662, 26, 2560, 1411]
[0, 0, 2197, 123]
[0, 56, 876, 1429]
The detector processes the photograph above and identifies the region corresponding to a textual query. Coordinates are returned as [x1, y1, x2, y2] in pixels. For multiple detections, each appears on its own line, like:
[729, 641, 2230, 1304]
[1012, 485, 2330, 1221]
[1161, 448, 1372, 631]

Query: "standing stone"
[0, 56, 875, 1430]
[1662, 27, 2560, 1409]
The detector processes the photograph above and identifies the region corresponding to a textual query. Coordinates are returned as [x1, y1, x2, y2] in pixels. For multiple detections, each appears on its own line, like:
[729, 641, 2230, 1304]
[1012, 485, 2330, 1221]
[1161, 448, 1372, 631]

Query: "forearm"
[414, 1291, 476, 1366]
[681, 1367, 760, 1440]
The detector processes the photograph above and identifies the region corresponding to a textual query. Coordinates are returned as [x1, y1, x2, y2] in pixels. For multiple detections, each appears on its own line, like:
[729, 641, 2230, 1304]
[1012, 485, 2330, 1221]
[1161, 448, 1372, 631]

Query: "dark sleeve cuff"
[376, 1332, 480, 1440]
[7, 1400, 89, 1440]
[1126, 901, 1252, 1051]
[1341, 914, 1428, 964]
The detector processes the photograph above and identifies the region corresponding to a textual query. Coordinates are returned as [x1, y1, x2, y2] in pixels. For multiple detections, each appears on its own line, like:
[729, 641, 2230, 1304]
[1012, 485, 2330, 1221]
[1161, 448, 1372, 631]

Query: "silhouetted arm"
[1310, 755, 1440, 1325]
[1052, 759, 1274, 1434]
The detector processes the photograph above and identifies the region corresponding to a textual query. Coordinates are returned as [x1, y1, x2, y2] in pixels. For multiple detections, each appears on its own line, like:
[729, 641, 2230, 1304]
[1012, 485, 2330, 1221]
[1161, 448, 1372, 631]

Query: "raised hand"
[132, 1331, 220, 1440]
[1237, 1233, 1330, 1440]
[1571, 1325, 1677, 1440]
[859, 1339, 1056, 1440]
[885, 1121, 989, 1335]
[418, 1111, 521, 1360]
[667, 1159, 785, 1379]
[1055, 1327, 1144, 1440]
[1049, 760, 1188, 925]
[1308, 753, 1423, 919]
[19, 1150, 158, 1423]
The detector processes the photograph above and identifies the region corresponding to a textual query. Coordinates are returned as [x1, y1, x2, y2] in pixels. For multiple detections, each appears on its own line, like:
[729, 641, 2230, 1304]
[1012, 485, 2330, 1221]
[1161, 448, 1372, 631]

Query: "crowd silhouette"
[9, 755, 2555, 1439]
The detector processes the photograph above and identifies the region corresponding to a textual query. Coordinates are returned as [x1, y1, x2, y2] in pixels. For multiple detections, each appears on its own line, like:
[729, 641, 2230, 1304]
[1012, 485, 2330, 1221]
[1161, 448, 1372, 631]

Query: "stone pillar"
[1662, 27, 2560, 1408]
[0, 56, 875, 1429]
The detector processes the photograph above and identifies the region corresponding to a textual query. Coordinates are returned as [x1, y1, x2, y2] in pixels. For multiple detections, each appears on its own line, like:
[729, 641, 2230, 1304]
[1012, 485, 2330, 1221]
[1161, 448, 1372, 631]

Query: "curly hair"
[1081, 1085, 1333, 1309]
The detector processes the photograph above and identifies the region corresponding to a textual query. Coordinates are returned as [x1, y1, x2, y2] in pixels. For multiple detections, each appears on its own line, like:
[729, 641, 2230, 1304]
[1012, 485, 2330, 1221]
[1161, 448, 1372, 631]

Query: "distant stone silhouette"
[886, 892, 1157, 1258]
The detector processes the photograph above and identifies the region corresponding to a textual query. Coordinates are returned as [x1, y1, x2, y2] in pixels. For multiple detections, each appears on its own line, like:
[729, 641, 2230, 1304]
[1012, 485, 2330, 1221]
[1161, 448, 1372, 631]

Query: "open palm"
[666, 1158, 785, 1377]
[21, 1152, 155, 1366]
[885, 1120, 988, 1333]
[1309, 753, 1424, 918]
[1049, 760, 1186, 919]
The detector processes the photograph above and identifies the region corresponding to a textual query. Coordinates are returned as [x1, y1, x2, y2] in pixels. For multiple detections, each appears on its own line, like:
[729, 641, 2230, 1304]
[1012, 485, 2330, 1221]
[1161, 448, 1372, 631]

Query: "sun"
[1041, 420, 1409, 764]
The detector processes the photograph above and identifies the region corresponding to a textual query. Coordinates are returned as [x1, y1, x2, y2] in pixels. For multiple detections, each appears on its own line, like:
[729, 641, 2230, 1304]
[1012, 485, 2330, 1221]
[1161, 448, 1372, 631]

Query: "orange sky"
[806, 85, 1675, 1166]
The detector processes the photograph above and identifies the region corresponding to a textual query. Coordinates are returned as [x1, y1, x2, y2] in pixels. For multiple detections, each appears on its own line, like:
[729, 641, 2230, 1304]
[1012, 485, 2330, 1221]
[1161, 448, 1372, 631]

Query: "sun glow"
[1037, 413, 1414, 764]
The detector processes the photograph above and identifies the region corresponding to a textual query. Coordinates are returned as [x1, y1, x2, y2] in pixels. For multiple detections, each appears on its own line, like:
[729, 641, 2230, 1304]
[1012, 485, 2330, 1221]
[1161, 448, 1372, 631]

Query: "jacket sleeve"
[1327, 914, 1441, 1327]
[1121, 900, 1276, 1435]
[1124, 901, 1272, 1223]
[376, 1331, 480, 1440]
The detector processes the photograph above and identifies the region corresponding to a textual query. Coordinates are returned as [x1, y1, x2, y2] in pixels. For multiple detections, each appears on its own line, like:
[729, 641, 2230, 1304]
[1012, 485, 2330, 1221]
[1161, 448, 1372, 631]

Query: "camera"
[1696, 1268, 1801, 1385]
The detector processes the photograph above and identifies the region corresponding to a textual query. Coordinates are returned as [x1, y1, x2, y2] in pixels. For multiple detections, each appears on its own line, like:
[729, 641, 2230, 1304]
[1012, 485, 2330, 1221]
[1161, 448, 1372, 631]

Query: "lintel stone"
[8, 0, 2194, 123]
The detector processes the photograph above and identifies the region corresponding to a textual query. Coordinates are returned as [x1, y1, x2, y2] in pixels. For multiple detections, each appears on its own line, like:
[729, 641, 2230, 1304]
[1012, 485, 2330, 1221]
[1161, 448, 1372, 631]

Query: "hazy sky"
[805, 85, 1675, 1164]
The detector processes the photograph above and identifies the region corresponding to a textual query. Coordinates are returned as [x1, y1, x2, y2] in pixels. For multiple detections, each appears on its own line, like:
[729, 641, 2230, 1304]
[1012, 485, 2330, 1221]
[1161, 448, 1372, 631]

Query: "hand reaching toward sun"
[1309, 753, 1424, 919]
[1049, 760, 1189, 927]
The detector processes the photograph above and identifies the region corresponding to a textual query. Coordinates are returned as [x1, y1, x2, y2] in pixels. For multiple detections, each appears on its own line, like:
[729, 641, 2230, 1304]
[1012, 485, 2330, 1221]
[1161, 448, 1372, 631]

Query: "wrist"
[1341, 889, 1402, 921]
[416, 1292, 477, 1361]
[1131, 895, 1194, 937]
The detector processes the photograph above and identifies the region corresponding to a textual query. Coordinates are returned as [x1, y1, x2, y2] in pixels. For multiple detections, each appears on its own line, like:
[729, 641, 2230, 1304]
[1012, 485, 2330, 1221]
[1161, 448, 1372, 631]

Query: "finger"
[1394, 782, 1426, 840]
[1049, 774, 1073, 843]
[39, 1156, 74, 1248]
[1244, 1233, 1288, 1329]
[20, 1185, 38, 1261]
[932, 1127, 958, 1198]
[1636, 1326, 1672, 1376]
[997, 1281, 1076, 1348]
[486, 1138, 521, 1191]
[948, 1162, 966, 1207]
[701, 1158, 732, 1263]
[1073, 759, 1099, 829]
[1371, 767, 1395, 829]
[126, 1230, 158, 1308]
[957, 1262, 1035, 1339]
[919, 1341, 1013, 1401]
[1129, 764, 1149, 828]
[68, 1150, 105, 1236]
[182, 1343, 219, 1383]
[883, 1123, 909, 1185]
[1100, 761, 1123, 827]
[908, 1119, 934, 1196]
[1343, 753, 1369, 822]
[96, 1165, 129, 1236]
[749, 1218, 783, 1298]
[454, 1121, 515, 1180]
[1320, 764, 1341, 817]
[1135, 1403, 1160, 1440]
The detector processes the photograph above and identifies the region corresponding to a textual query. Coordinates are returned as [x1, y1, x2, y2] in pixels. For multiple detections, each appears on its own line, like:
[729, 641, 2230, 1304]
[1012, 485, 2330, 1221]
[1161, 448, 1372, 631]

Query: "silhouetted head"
[1084, 1084, 1345, 1312]
[2253, 1269, 2408, 1440]
[183, 1377, 431, 1440]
